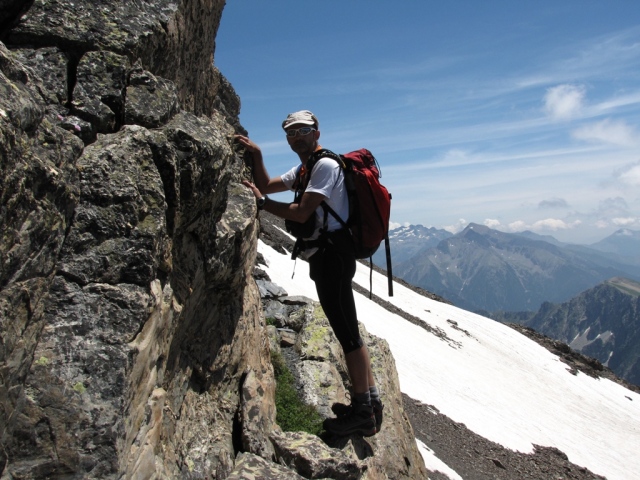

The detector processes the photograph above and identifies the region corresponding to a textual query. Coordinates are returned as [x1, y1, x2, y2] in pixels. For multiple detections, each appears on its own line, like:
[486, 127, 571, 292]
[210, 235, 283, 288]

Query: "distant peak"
[462, 222, 488, 233]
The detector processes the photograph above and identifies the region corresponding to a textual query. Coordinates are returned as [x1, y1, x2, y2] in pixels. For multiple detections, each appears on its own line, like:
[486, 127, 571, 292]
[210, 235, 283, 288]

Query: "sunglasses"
[285, 127, 316, 137]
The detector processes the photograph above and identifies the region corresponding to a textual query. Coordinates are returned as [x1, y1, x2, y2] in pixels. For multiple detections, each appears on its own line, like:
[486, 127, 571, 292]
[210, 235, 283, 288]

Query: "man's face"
[285, 123, 318, 156]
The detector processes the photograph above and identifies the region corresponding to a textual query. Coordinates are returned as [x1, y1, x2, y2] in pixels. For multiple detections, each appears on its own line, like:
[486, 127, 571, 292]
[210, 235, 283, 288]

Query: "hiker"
[236, 110, 383, 437]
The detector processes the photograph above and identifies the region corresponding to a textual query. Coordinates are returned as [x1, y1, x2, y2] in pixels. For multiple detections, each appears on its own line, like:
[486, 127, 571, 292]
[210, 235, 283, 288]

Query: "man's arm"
[242, 179, 324, 223]
[235, 135, 288, 194]
[265, 191, 325, 222]
[236, 134, 325, 222]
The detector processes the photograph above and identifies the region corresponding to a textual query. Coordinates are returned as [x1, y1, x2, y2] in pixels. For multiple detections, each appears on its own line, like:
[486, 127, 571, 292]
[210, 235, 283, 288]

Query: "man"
[236, 110, 383, 437]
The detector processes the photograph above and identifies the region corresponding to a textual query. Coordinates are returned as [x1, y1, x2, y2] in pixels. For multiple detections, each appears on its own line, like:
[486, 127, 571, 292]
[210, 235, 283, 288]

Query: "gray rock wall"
[0, 1, 426, 478]
[1, 1, 274, 478]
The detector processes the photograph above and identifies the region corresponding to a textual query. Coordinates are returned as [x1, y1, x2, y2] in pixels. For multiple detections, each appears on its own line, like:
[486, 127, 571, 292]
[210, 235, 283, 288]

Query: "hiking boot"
[323, 402, 376, 437]
[331, 398, 384, 433]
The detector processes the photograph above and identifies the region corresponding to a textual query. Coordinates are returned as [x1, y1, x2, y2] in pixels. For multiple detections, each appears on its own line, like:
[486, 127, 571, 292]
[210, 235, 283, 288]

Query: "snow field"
[258, 240, 640, 480]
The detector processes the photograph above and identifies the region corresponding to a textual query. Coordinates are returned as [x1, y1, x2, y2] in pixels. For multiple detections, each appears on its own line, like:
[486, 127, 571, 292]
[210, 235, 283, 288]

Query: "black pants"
[308, 245, 363, 354]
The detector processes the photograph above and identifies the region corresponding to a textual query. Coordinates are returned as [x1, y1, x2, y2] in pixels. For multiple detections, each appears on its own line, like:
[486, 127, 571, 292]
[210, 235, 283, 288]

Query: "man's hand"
[234, 135, 261, 154]
[242, 180, 262, 199]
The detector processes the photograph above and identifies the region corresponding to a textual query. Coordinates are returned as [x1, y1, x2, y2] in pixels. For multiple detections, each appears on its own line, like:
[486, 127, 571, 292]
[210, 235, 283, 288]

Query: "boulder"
[227, 452, 306, 479]
[270, 430, 364, 479]
[125, 65, 179, 128]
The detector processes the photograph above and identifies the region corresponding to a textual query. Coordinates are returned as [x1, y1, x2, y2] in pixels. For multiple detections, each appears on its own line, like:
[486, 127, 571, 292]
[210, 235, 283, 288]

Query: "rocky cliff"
[0, 1, 425, 478]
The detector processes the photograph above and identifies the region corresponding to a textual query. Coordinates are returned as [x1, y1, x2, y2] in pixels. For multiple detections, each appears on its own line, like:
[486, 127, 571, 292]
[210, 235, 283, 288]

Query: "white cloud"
[612, 217, 640, 228]
[588, 198, 637, 230]
[592, 91, 640, 115]
[544, 84, 586, 120]
[593, 215, 640, 230]
[531, 218, 581, 231]
[616, 161, 640, 187]
[502, 218, 581, 233]
[443, 218, 468, 234]
[483, 219, 501, 229]
[507, 220, 527, 232]
[572, 119, 638, 147]
[595, 220, 609, 229]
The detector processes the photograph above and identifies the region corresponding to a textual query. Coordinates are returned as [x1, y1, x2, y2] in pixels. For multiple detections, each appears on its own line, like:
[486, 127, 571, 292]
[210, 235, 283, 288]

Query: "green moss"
[308, 325, 329, 344]
[34, 356, 49, 366]
[312, 304, 326, 320]
[137, 213, 160, 234]
[271, 351, 323, 436]
[265, 317, 277, 326]
[72, 382, 86, 394]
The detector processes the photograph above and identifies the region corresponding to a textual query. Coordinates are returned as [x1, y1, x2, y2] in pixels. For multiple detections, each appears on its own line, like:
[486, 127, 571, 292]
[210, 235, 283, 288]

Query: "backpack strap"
[290, 150, 340, 259]
[310, 149, 349, 227]
[384, 234, 393, 296]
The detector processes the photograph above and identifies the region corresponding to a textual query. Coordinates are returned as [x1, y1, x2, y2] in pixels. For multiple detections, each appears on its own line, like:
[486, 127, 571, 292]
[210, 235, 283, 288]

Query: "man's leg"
[309, 249, 377, 436]
[345, 344, 373, 394]
[308, 248, 378, 396]
[342, 344, 384, 433]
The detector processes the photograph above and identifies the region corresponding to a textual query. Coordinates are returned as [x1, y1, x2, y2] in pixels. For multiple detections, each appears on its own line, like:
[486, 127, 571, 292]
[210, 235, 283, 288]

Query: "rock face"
[0, 1, 425, 479]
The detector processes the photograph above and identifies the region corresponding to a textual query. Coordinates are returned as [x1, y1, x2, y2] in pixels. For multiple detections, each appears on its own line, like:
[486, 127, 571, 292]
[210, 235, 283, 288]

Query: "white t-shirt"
[281, 156, 349, 240]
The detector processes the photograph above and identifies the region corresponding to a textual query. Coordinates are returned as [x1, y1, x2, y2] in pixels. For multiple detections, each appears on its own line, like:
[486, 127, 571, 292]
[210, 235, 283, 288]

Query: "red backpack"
[311, 148, 394, 297]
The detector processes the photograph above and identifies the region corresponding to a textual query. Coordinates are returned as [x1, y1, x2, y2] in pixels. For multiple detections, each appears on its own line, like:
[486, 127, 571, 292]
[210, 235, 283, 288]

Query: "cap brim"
[282, 119, 316, 129]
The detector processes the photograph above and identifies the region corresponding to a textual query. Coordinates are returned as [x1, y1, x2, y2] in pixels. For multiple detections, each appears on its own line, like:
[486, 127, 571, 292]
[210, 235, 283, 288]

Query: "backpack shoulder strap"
[294, 150, 333, 192]
[309, 149, 350, 228]
[291, 163, 304, 191]
[310, 148, 346, 169]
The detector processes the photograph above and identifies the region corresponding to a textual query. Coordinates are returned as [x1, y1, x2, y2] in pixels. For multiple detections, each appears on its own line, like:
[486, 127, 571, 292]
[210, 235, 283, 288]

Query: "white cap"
[282, 110, 319, 130]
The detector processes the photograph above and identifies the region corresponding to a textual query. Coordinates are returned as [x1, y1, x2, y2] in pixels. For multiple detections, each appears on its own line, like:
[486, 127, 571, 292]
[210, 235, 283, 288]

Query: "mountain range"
[493, 277, 640, 386]
[379, 224, 640, 313]
[374, 224, 452, 265]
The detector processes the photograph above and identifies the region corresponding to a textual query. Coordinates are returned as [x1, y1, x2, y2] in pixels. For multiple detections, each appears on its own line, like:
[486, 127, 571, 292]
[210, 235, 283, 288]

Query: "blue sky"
[215, 2, 640, 244]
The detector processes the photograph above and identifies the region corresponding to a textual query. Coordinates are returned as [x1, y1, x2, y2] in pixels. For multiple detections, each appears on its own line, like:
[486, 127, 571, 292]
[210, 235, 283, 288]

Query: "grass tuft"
[271, 350, 324, 436]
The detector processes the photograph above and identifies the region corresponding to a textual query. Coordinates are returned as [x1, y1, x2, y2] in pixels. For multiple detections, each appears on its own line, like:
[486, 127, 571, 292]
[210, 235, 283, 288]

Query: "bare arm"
[242, 180, 324, 223]
[237, 134, 324, 222]
[235, 135, 288, 194]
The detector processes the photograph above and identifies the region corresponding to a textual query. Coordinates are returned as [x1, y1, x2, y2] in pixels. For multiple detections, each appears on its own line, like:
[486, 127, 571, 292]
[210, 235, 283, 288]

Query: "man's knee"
[342, 337, 364, 355]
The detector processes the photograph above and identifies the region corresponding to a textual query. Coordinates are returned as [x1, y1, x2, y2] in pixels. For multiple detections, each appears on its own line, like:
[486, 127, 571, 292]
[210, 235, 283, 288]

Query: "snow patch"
[416, 439, 463, 480]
